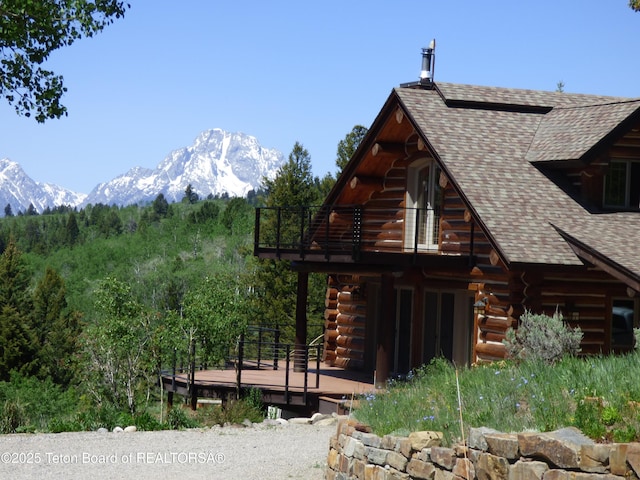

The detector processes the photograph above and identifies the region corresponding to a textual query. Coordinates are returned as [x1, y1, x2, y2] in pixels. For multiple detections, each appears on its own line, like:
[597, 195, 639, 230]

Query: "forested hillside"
[0, 189, 323, 428]
[0, 130, 365, 433]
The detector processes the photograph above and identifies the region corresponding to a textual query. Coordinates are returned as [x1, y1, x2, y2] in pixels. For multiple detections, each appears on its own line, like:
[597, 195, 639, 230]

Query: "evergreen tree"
[183, 184, 199, 204]
[4, 204, 12, 217]
[26, 203, 38, 216]
[0, 239, 33, 313]
[65, 211, 80, 246]
[264, 142, 317, 207]
[33, 267, 81, 385]
[221, 197, 252, 233]
[152, 193, 170, 219]
[250, 142, 326, 342]
[336, 125, 368, 172]
[0, 305, 38, 380]
[0, 240, 37, 379]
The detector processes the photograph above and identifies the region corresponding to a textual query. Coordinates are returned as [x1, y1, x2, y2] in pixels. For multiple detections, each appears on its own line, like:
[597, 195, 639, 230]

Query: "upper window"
[603, 160, 640, 209]
[404, 159, 443, 250]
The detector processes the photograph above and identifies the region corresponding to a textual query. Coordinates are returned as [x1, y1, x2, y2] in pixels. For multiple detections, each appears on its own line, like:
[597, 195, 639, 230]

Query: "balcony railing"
[254, 205, 441, 262]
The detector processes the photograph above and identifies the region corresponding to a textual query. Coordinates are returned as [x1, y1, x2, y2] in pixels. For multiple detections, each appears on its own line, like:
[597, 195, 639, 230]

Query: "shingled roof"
[394, 83, 640, 282]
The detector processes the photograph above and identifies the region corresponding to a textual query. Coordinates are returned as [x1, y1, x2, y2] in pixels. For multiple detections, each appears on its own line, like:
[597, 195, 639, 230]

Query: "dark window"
[604, 160, 640, 209]
[611, 299, 636, 348]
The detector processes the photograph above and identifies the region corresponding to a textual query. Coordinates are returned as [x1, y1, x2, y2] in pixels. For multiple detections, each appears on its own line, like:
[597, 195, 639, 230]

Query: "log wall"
[324, 275, 367, 370]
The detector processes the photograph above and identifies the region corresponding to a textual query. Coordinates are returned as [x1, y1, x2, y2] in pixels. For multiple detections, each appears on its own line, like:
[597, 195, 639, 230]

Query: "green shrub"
[134, 411, 163, 431]
[573, 398, 606, 440]
[243, 387, 264, 414]
[503, 310, 582, 364]
[166, 406, 200, 430]
[0, 373, 80, 432]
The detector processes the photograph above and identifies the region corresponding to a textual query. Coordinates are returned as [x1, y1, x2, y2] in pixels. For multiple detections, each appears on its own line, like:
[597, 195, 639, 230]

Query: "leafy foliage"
[503, 310, 583, 364]
[0, 0, 129, 121]
[166, 406, 200, 430]
[0, 372, 79, 433]
[82, 277, 156, 413]
[182, 273, 248, 366]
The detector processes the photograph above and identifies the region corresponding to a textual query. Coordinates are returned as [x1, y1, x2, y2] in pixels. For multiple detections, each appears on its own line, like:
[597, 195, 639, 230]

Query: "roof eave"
[552, 225, 640, 293]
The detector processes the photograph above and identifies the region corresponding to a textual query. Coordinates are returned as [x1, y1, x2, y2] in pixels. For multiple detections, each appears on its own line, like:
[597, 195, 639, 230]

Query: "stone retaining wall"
[325, 418, 640, 479]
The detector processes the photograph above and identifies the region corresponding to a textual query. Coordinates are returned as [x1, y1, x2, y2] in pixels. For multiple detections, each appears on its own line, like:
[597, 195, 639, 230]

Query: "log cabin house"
[254, 44, 640, 387]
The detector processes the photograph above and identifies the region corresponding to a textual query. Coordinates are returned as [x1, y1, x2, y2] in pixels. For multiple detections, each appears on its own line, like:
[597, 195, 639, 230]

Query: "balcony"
[254, 205, 470, 269]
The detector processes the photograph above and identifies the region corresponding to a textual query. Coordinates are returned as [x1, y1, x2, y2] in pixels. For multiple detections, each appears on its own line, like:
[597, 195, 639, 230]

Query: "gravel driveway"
[0, 421, 336, 480]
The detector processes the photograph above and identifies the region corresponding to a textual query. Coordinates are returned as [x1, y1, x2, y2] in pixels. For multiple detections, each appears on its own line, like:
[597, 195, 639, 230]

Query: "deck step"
[318, 396, 353, 415]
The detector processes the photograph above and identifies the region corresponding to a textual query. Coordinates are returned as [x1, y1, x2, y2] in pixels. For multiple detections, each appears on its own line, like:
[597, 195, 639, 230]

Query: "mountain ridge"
[0, 128, 285, 214]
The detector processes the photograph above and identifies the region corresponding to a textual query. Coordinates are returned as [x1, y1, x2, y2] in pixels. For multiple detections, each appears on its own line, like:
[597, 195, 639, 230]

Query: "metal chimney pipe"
[419, 39, 436, 84]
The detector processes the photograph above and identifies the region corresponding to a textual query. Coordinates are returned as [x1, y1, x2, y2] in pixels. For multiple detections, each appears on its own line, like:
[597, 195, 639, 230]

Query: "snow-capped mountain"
[0, 129, 286, 215]
[0, 158, 86, 214]
[83, 129, 285, 206]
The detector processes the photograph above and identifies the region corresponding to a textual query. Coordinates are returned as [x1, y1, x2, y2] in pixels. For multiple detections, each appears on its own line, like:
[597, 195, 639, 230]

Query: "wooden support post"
[294, 271, 309, 372]
[190, 386, 197, 411]
[375, 274, 394, 388]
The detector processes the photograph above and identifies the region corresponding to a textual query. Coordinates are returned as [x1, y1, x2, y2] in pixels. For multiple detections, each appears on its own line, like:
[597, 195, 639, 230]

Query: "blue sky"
[1, 1, 639, 194]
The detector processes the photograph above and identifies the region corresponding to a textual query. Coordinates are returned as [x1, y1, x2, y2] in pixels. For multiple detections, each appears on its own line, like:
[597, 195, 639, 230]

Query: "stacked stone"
[326, 418, 640, 479]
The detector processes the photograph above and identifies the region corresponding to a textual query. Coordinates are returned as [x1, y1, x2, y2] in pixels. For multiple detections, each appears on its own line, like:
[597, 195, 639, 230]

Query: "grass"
[353, 353, 640, 446]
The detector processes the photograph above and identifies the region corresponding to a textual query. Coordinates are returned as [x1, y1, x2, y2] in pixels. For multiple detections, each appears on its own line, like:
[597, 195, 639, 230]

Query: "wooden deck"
[162, 361, 375, 415]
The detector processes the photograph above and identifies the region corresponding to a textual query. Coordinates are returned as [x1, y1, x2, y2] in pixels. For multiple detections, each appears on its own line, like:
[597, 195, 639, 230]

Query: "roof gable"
[394, 84, 640, 271]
